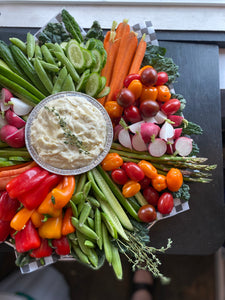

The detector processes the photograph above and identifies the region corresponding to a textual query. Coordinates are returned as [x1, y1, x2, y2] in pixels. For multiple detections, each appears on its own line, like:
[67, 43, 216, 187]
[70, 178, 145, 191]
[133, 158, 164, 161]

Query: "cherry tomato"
[143, 186, 159, 206]
[138, 204, 157, 222]
[156, 85, 171, 102]
[157, 192, 174, 214]
[123, 105, 142, 124]
[161, 98, 181, 115]
[111, 168, 128, 185]
[123, 73, 141, 88]
[123, 162, 145, 182]
[155, 72, 169, 86]
[140, 67, 158, 87]
[139, 176, 151, 190]
[139, 99, 160, 118]
[117, 88, 135, 108]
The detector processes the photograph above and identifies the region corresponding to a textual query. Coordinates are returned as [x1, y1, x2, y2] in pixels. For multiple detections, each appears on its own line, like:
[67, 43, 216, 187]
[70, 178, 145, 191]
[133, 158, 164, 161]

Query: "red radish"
[0, 115, 7, 129]
[166, 143, 174, 155]
[0, 88, 13, 112]
[118, 128, 132, 150]
[132, 132, 148, 151]
[5, 127, 25, 148]
[10, 97, 33, 116]
[173, 128, 183, 140]
[142, 116, 156, 123]
[174, 136, 193, 156]
[5, 109, 26, 129]
[154, 110, 167, 124]
[168, 115, 184, 127]
[113, 124, 123, 141]
[128, 121, 145, 134]
[0, 124, 18, 142]
[140, 122, 160, 144]
[148, 138, 167, 157]
[159, 121, 175, 141]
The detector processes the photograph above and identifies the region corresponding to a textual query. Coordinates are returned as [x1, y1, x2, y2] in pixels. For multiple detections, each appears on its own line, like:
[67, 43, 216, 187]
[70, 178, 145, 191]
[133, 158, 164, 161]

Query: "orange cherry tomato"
[140, 86, 158, 102]
[138, 160, 158, 179]
[101, 153, 123, 171]
[104, 101, 123, 119]
[128, 79, 143, 100]
[151, 174, 167, 192]
[166, 168, 183, 192]
[122, 180, 141, 198]
[138, 65, 153, 75]
[156, 85, 171, 102]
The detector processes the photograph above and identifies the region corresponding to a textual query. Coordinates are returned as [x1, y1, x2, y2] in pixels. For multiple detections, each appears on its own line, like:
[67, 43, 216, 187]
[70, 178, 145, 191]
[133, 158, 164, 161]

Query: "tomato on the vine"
[123, 162, 145, 182]
[111, 168, 128, 185]
[157, 192, 174, 214]
[138, 204, 157, 222]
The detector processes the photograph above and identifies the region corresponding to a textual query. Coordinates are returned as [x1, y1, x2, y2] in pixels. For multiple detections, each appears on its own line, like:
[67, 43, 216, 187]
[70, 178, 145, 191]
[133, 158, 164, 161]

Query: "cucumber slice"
[85, 38, 97, 50]
[66, 40, 85, 72]
[85, 72, 101, 97]
[60, 42, 68, 51]
[96, 86, 110, 98]
[91, 49, 102, 73]
[76, 69, 90, 92]
[101, 49, 107, 68]
[82, 48, 95, 69]
[99, 76, 106, 92]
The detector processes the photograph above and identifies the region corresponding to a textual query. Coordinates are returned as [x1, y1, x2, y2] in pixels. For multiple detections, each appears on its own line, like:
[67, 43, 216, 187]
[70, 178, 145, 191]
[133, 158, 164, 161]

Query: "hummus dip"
[30, 95, 107, 170]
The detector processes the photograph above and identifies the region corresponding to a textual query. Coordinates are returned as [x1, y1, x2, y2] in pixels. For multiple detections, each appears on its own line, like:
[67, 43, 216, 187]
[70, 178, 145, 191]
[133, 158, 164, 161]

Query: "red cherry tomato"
[157, 192, 174, 214]
[139, 99, 160, 118]
[155, 71, 169, 86]
[123, 162, 145, 182]
[139, 176, 151, 190]
[111, 168, 128, 185]
[123, 105, 142, 124]
[161, 98, 181, 115]
[124, 73, 141, 88]
[117, 88, 135, 108]
[140, 67, 158, 87]
[138, 204, 157, 222]
[143, 186, 159, 206]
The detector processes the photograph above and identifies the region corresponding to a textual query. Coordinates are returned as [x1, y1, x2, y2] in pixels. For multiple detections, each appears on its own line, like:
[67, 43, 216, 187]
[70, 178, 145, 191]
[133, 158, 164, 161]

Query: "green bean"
[102, 222, 112, 264]
[9, 37, 26, 53]
[69, 200, 78, 218]
[71, 217, 99, 241]
[61, 74, 75, 91]
[33, 58, 53, 93]
[35, 44, 42, 59]
[111, 245, 123, 280]
[41, 44, 56, 65]
[26, 32, 35, 60]
[95, 208, 102, 250]
[52, 66, 67, 94]
[79, 202, 91, 227]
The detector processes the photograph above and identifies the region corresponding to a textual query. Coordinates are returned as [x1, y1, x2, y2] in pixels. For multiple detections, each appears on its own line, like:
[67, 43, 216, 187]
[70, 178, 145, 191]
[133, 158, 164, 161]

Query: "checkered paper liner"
[6, 15, 189, 274]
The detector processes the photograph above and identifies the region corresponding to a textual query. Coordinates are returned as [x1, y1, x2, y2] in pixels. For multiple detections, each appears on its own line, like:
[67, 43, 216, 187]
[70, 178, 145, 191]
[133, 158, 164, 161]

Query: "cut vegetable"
[132, 132, 148, 152]
[154, 110, 167, 124]
[5, 127, 25, 148]
[0, 88, 13, 112]
[118, 128, 132, 150]
[66, 40, 86, 72]
[10, 97, 33, 116]
[85, 72, 101, 97]
[5, 109, 26, 129]
[128, 121, 145, 134]
[148, 138, 167, 157]
[174, 136, 193, 156]
[159, 121, 175, 141]
[140, 122, 160, 144]
[0, 124, 18, 142]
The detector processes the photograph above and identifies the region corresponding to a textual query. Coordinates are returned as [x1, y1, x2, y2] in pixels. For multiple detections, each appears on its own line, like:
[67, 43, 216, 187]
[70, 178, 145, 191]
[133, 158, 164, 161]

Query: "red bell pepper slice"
[52, 236, 70, 255]
[17, 174, 62, 210]
[0, 191, 20, 221]
[6, 166, 49, 199]
[14, 219, 41, 253]
[30, 238, 53, 258]
[0, 219, 10, 242]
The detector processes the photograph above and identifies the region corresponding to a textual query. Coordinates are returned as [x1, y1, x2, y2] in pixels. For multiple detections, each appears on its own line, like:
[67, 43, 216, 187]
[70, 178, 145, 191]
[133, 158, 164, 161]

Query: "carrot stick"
[0, 161, 32, 172]
[0, 161, 37, 178]
[105, 31, 138, 103]
[129, 34, 147, 74]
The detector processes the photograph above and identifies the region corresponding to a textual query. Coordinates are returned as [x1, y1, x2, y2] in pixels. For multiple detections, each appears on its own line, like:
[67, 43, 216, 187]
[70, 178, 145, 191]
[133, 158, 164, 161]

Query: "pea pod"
[71, 191, 84, 205]
[87, 196, 100, 208]
[69, 200, 78, 218]
[71, 217, 99, 241]
[61, 74, 76, 91]
[87, 170, 107, 202]
[83, 181, 92, 199]
[102, 222, 112, 264]
[35, 44, 42, 59]
[41, 44, 56, 65]
[9, 37, 27, 54]
[79, 202, 92, 227]
[87, 217, 95, 230]
[94, 208, 102, 250]
[71, 243, 90, 265]
[26, 32, 35, 60]
[33, 58, 53, 93]
[111, 245, 123, 280]
[52, 66, 67, 94]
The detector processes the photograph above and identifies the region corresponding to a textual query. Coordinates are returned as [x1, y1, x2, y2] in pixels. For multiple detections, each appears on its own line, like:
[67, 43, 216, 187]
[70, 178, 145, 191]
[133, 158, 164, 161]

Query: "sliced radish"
[166, 143, 174, 155]
[142, 116, 156, 123]
[154, 110, 167, 124]
[5, 127, 25, 148]
[5, 109, 26, 129]
[118, 128, 132, 150]
[113, 124, 123, 141]
[0, 124, 18, 142]
[168, 115, 184, 127]
[0, 115, 7, 129]
[148, 138, 167, 157]
[140, 122, 160, 144]
[0, 88, 13, 112]
[173, 128, 183, 140]
[128, 121, 145, 134]
[10, 97, 33, 116]
[132, 132, 148, 151]
[159, 121, 175, 141]
[174, 136, 193, 156]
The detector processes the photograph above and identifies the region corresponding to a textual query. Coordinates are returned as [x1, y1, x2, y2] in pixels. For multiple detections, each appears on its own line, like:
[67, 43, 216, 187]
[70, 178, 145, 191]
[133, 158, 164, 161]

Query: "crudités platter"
[0, 10, 217, 282]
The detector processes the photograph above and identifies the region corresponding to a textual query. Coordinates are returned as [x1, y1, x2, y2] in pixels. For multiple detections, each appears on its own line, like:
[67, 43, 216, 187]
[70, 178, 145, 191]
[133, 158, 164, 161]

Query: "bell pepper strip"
[138, 160, 158, 179]
[0, 219, 11, 242]
[6, 166, 49, 199]
[30, 238, 53, 258]
[0, 191, 20, 221]
[10, 207, 35, 231]
[14, 219, 41, 253]
[17, 173, 62, 210]
[61, 207, 75, 236]
[38, 213, 62, 240]
[101, 153, 123, 171]
[52, 236, 70, 255]
[51, 176, 75, 209]
[122, 180, 141, 198]
[151, 174, 167, 192]
[31, 210, 45, 228]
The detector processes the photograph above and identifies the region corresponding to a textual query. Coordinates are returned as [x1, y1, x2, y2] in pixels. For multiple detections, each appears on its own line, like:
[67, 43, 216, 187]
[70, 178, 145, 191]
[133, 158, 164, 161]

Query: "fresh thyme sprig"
[44, 105, 89, 154]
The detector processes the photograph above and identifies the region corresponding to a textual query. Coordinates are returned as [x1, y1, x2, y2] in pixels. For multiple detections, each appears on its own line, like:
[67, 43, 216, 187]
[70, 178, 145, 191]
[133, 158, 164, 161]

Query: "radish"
[113, 124, 123, 141]
[173, 128, 183, 140]
[142, 116, 156, 123]
[128, 121, 145, 134]
[10, 97, 33, 116]
[140, 122, 160, 144]
[159, 121, 175, 141]
[118, 128, 132, 150]
[0, 88, 13, 112]
[148, 138, 167, 157]
[0, 124, 18, 142]
[166, 143, 174, 155]
[0, 115, 7, 129]
[174, 136, 193, 156]
[132, 132, 148, 151]
[5, 127, 25, 148]
[168, 115, 184, 127]
[5, 109, 26, 129]
[154, 110, 167, 124]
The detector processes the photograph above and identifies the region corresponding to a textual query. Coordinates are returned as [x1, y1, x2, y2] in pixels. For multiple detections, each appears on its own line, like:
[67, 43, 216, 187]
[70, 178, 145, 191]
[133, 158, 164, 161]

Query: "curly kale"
[38, 23, 71, 45]
[172, 183, 190, 202]
[85, 21, 104, 42]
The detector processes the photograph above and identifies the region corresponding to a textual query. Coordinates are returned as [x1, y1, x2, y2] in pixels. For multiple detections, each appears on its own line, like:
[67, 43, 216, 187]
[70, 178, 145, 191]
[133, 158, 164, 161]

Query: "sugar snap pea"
[33, 58, 53, 93]
[76, 173, 87, 193]
[41, 44, 56, 65]
[71, 191, 84, 205]
[94, 208, 102, 250]
[76, 230, 92, 256]
[72, 243, 90, 265]
[87, 248, 98, 268]
[111, 245, 123, 280]
[83, 181, 92, 198]
[26, 32, 35, 60]
[9, 37, 27, 53]
[35, 44, 42, 59]
[84, 240, 95, 248]
[52, 66, 67, 94]
[71, 217, 99, 241]
[61, 74, 75, 91]
[87, 217, 95, 230]
[87, 170, 107, 202]
[102, 222, 112, 264]
[87, 196, 100, 208]
[69, 200, 78, 218]
[79, 202, 92, 227]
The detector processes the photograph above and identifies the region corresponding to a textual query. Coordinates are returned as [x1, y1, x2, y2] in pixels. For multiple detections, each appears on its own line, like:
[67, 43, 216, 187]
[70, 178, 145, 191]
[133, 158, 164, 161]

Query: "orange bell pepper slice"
[51, 176, 75, 209]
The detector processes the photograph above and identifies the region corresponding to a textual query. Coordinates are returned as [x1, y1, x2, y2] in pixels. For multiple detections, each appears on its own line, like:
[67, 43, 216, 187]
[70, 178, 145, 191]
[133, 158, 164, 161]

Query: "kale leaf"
[172, 183, 190, 202]
[38, 23, 71, 45]
[181, 121, 203, 135]
[85, 21, 104, 42]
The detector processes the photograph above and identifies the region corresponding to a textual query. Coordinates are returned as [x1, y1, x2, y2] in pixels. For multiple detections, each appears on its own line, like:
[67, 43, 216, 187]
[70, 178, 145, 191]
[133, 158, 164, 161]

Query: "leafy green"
[172, 183, 190, 202]
[190, 141, 200, 156]
[85, 21, 104, 42]
[142, 44, 179, 84]
[38, 23, 71, 45]
[181, 121, 203, 135]
[61, 9, 83, 43]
